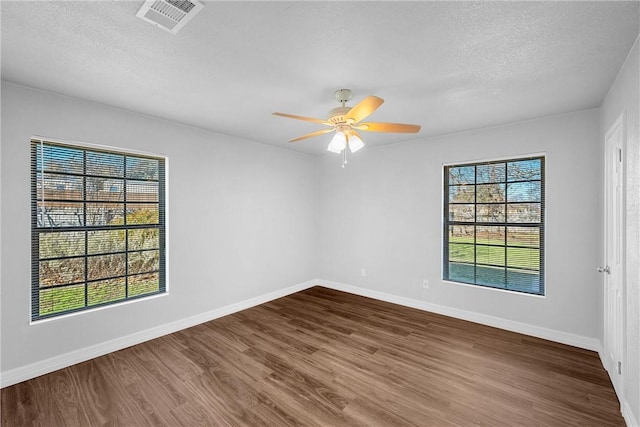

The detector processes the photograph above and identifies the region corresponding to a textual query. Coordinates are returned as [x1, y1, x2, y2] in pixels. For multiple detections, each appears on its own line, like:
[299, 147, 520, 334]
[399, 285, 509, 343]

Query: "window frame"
[442, 155, 545, 296]
[30, 138, 167, 321]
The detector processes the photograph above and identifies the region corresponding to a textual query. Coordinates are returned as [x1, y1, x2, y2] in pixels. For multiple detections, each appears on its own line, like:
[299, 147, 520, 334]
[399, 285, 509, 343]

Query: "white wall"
[0, 82, 318, 375]
[318, 109, 601, 342]
[601, 36, 640, 425]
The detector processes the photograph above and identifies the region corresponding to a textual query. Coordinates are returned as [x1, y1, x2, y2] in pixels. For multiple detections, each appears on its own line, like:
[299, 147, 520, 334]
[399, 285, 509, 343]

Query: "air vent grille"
[165, 0, 196, 14]
[136, 0, 204, 35]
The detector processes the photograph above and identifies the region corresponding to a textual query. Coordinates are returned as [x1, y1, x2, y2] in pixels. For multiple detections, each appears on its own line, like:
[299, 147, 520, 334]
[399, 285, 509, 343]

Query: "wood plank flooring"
[2, 287, 624, 426]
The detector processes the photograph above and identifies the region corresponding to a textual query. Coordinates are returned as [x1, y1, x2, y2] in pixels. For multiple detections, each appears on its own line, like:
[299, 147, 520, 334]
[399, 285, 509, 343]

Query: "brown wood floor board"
[254, 374, 349, 427]
[1, 286, 625, 426]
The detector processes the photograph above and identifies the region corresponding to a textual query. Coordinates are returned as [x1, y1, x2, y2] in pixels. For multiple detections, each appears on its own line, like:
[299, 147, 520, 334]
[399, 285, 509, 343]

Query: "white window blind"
[443, 156, 545, 295]
[31, 140, 166, 320]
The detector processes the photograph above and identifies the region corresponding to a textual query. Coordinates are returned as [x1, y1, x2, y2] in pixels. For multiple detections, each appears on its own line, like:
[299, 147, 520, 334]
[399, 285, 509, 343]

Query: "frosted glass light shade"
[348, 134, 365, 153]
[327, 131, 347, 153]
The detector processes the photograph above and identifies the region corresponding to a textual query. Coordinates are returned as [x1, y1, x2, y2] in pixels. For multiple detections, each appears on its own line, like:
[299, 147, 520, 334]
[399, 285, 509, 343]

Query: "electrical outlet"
[361, 268, 367, 277]
[423, 279, 429, 289]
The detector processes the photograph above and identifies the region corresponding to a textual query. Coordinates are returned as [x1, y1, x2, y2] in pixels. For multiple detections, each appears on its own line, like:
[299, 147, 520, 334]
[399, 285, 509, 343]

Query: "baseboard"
[316, 279, 601, 352]
[0, 278, 607, 389]
[1, 280, 316, 388]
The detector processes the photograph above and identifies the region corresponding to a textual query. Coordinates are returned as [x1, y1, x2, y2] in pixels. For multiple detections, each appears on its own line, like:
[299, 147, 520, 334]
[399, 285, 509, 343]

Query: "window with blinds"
[443, 156, 545, 295]
[31, 140, 166, 320]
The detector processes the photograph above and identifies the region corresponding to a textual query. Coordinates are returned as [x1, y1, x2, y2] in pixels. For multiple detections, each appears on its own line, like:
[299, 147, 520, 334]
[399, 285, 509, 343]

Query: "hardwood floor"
[2, 287, 624, 426]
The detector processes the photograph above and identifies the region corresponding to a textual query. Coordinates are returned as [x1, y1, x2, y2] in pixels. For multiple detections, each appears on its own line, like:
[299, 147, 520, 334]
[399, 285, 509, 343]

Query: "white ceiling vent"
[136, 0, 204, 35]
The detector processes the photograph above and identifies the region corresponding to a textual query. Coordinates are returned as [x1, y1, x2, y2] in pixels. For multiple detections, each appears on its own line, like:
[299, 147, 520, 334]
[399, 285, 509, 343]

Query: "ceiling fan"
[273, 89, 421, 162]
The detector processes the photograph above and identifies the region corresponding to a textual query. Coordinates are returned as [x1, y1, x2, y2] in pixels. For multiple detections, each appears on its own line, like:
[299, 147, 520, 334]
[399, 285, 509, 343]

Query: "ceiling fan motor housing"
[328, 106, 352, 124]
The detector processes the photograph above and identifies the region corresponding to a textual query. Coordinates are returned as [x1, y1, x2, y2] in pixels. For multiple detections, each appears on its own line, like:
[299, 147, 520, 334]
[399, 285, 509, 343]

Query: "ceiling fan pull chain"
[341, 147, 348, 168]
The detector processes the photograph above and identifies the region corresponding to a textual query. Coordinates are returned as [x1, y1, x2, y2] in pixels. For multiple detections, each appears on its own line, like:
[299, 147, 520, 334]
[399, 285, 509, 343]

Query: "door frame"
[602, 111, 626, 399]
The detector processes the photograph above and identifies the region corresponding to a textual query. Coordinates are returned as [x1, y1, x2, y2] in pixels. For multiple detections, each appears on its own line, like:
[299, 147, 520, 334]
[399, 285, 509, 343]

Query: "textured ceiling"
[2, 1, 639, 155]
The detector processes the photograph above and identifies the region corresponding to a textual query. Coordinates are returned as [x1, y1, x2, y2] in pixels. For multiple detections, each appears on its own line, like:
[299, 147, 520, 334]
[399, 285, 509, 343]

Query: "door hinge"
[618, 148, 623, 163]
[617, 361, 622, 374]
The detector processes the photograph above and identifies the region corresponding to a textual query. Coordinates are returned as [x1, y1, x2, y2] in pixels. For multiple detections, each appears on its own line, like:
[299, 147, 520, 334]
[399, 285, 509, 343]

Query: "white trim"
[441, 151, 546, 167]
[602, 111, 627, 403]
[1, 277, 608, 390]
[601, 112, 631, 425]
[30, 292, 170, 325]
[31, 135, 168, 158]
[599, 350, 637, 427]
[622, 400, 639, 427]
[317, 279, 601, 352]
[441, 279, 546, 298]
[1, 280, 316, 388]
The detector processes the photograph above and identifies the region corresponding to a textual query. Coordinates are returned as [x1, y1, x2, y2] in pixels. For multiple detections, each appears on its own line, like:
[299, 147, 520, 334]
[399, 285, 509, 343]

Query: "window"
[31, 140, 166, 320]
[443, 156, 544, 295]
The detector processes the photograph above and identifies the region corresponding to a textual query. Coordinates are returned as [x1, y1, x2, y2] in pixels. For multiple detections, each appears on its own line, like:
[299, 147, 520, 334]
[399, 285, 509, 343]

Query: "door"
[602, 113, 625, 397]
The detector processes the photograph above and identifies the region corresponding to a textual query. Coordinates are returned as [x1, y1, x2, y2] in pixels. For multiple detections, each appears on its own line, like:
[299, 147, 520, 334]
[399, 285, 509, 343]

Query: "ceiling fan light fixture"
[348, 134, 364, 153]
[327, 131, 347, 153]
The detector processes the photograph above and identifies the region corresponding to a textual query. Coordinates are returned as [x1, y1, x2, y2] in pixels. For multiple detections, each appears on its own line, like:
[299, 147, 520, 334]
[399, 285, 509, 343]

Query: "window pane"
[38, 144, 83, 174]
[39, 232, 85, 259]
[448, 262, 474, 284]
[88, 230, 126, 255]
[88, 254, 126, 281]
[476, 204, 505, 222]
[476, 245, 505, 266]
[507, 247, 540, 271]
[37, 173, 83, 200]
[449, 185, 474, 203]
[39, 285, 85, 316]
[449, 204, 475, 222]
[39, 258, 84, 286]
[476, 226, 504, 246]
[86, 177, 124, 201]
[127, 157, 159, 180]
[449, 166, 475, 185]
[128, 228, 160, 251]
[128, 250, 160, 275]
[507, 227, 539, 248]
[449, 225, 474, 244]
[86, 203, 124, 226]
[86, 152, 124, 177]
[507, 203, 541, 223]
[127, 204, 159, 225]
[507, 159, 541, 181]
[129, 272, 160, 297]
[37, 201, 84, 227]
[475, 265, 505, 288]
[507, 181, 541, 202]
[127, 181, 159, 203]
[449, 243, 474, 263]
[476, 183, 505, 203]
[88, 278, 126, 306]
[477, 163, 505, 184]
[506, 269, 541, 294]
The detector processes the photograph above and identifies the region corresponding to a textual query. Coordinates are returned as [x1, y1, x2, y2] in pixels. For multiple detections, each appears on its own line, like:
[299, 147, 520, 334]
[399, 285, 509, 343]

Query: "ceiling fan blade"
[273, 112, 332, 126]
[354, 122, 421, 133]
[345, 96, 384, 124]
[288, 128, 334, 143]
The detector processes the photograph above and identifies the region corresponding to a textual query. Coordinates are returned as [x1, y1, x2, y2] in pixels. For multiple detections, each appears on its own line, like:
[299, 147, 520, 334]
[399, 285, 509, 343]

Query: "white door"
[602, 113, 625, 397]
